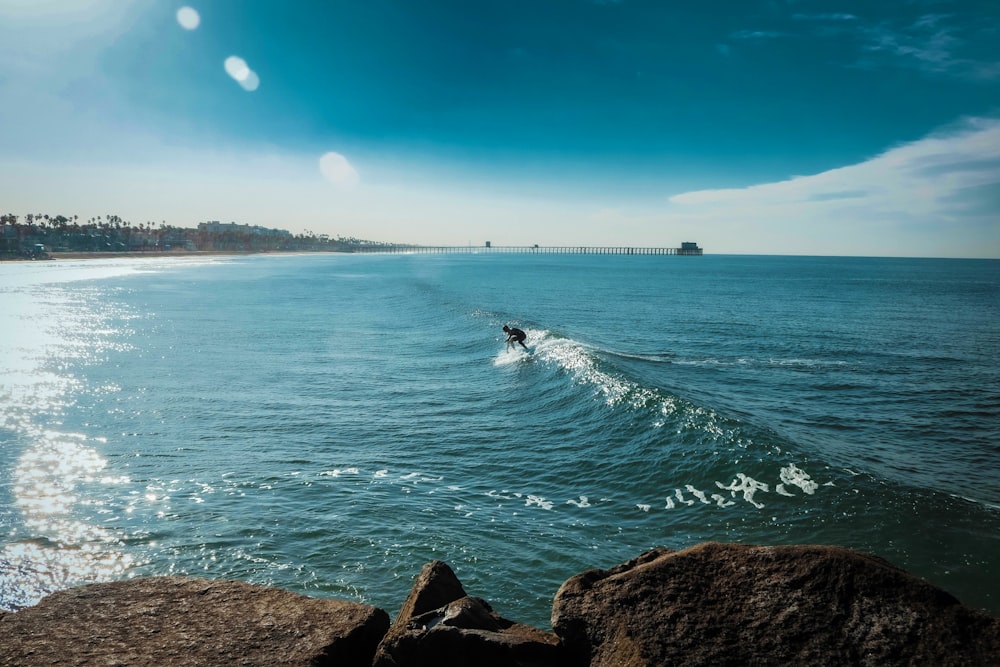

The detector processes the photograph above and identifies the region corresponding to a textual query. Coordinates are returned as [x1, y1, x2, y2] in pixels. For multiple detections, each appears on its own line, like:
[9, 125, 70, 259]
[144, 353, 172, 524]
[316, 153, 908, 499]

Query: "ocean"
[1, 252, 998, 627]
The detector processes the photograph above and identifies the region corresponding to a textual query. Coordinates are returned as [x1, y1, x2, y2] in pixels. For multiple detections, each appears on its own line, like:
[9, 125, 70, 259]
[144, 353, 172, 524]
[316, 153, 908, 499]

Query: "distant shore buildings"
[0, 214, 386, 257]
[1, 213, 703, 258]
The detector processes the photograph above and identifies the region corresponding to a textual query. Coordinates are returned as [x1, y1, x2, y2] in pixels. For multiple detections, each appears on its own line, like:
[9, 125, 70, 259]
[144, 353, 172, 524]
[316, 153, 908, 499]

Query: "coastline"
[1, 249, 327, 262]
[54, 250, 303, 260]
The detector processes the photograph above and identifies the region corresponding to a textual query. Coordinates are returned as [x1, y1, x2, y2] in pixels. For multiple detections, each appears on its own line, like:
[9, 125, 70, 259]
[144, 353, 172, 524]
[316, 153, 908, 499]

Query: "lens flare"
[224, 56, 260, 92]
[176, 7, 200, 30]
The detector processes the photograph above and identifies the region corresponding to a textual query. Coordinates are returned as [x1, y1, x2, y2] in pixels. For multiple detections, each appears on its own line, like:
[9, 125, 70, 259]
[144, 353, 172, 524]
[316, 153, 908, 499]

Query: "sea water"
[1, 253, 998, 627]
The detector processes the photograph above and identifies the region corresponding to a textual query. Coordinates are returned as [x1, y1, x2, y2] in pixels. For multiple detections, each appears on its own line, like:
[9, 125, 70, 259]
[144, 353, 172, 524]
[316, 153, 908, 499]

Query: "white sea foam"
[674, 489, 695, 506]
[493, 348, 530, 366]
[637, 504, 651, 512]
[399, 472, 442, 484]
[716, 473, 769, 508]
[685, 484, 712, 504]
[664, 496, 676, 509]
[710, 493, 736, 508]
[566, 496, 590, 508]
[321, 467, 359, 477]
[779, 464, 818, 495]
[525, 495, 553, 510]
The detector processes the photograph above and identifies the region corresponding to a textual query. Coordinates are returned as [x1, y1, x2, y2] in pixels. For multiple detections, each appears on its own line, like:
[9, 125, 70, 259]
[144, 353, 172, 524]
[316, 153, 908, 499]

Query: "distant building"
[678, 241, 703, 255]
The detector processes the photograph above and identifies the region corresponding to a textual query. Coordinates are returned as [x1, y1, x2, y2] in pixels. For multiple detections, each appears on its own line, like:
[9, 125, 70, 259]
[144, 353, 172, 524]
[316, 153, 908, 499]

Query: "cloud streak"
[727, 9, 1000, 81]
[668, 117, 1000, 257]
[858, 14, 1000, 81]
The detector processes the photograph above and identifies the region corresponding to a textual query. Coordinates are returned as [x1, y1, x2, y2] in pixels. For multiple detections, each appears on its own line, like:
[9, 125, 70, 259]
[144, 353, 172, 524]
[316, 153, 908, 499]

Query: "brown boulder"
[0, 576, 389, 667]
[552, 542, 1000, 667]
[373, 560, 565, 667]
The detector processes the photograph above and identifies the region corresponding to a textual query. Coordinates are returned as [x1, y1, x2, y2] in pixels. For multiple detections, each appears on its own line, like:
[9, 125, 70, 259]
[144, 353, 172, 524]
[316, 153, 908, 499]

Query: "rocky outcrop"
[0, 576, 389, 667]
[2, 543, 996, 666]
[551, 542, 1000, 667]
[373, 560, 565, 666]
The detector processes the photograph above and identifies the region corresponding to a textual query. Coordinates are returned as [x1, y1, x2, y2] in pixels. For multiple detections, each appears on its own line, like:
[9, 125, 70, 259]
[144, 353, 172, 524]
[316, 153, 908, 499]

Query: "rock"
[392, 559, 470, 626]
[0, 576, 389, 667]
[373, 560, 565, 667]
[551, 542, 1000, 667]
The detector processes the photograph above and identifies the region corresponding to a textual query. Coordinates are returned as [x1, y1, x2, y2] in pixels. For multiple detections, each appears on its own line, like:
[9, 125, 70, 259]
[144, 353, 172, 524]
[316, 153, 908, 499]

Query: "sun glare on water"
[0, 270, 137, 610]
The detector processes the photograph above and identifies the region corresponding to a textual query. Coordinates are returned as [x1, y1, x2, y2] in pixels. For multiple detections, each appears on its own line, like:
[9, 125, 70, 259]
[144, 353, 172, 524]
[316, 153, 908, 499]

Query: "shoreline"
[1, 249, 328, 262]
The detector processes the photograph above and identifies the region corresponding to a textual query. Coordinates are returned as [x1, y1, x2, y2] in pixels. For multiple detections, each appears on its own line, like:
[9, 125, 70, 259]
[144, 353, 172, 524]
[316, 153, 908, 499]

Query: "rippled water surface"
[1, 254, 998, 625]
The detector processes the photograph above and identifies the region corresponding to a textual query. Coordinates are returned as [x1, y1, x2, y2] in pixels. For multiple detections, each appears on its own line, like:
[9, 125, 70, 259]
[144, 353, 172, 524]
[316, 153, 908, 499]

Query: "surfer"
[503, 325, 528, 350]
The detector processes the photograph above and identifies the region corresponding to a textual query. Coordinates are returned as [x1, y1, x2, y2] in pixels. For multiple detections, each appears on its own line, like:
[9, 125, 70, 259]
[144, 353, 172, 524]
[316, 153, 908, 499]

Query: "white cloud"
[851, 13, 1000, 81]
[319, 152, 360, 189]
[668, 117, 1000, 257]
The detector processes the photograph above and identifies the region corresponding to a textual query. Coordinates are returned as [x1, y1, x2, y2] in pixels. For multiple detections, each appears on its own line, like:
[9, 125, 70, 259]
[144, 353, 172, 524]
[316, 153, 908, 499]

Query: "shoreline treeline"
[0, 212, 399, 258]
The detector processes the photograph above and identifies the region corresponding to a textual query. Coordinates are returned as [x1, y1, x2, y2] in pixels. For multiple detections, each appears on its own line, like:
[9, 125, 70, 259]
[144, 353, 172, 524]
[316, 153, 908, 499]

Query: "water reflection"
[0, 264, 137, 610]
[0, 429, 134, 609]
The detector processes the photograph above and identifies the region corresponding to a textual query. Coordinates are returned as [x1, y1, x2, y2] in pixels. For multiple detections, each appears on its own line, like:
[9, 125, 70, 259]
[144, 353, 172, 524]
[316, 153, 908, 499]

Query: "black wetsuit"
[507, 327, 528, 349]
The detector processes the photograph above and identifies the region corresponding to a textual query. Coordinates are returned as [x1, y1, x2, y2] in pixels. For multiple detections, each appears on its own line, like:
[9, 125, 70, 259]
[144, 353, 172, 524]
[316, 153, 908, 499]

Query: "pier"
[345, 243, 703, 256]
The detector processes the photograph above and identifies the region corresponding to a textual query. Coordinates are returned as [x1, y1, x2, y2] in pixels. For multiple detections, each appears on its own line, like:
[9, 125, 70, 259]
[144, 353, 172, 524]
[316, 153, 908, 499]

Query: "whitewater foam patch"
[716, 473, 770, 509]
[321, 467, 360, 477]
[778, 463, 819, 495]
[685, 484, 712, 504]
[399, 472, 443, 484]
[524, 495, 554, 510]
[659, 458, 824, 512]
[493, 326, 549, 366]
[532, 334, 668, 414]
[673, 488, 695, 506]
[493, 347, 532, 366]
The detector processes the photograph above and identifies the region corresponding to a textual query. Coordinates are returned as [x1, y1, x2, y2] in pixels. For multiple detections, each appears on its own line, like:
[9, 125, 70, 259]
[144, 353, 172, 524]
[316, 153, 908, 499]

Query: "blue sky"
[1, 0, 998, 256]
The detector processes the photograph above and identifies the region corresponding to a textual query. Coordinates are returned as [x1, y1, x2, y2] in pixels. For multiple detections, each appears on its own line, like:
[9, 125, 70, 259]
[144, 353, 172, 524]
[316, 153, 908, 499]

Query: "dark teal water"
[1, 253, 998, 626]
